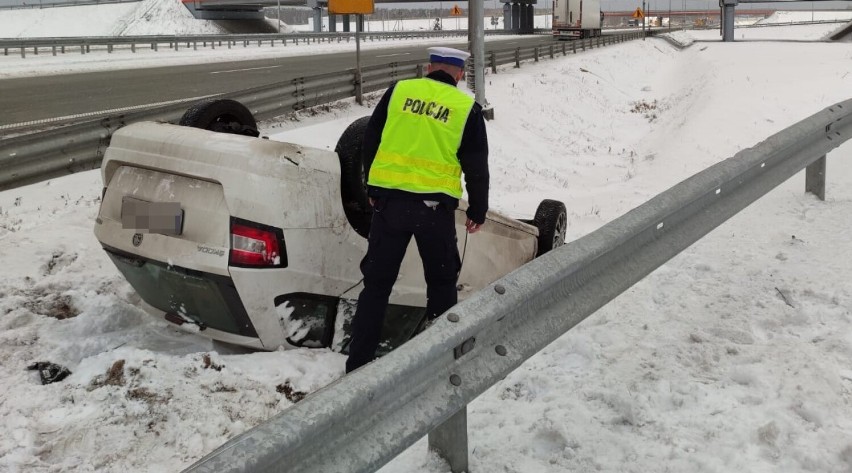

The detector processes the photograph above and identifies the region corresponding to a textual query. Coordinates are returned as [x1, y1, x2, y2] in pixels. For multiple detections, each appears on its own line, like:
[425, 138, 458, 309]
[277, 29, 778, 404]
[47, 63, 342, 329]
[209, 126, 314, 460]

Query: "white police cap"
[427, 47, 470, 68]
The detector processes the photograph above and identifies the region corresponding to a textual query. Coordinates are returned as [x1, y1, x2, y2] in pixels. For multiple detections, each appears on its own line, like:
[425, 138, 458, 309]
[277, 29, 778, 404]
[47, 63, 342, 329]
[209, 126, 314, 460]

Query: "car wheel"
[335, 116, 372, 239]
[533, 199, 567, 256]
[178, 98, 259, 137]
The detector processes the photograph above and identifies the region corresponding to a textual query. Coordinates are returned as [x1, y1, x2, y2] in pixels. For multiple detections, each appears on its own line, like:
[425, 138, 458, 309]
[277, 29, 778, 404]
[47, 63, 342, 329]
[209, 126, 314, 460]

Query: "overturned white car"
[93, 100, 567, 353]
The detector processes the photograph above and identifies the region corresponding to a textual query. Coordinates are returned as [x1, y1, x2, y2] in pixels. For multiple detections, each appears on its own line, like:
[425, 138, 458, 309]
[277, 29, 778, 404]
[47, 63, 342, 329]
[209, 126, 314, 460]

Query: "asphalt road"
[1, 36, 557, 127]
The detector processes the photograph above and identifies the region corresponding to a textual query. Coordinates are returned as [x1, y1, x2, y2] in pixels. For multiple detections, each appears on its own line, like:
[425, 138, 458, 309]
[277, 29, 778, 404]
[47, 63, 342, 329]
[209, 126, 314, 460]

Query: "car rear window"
[105, 248, 257, 337]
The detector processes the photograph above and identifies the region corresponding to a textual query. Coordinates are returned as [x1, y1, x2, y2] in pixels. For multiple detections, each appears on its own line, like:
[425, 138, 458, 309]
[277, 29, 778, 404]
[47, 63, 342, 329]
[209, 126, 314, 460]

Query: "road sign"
[329, 0, 374, 15]
[450, 4, 463, 16]
[632, 7, 644, 19]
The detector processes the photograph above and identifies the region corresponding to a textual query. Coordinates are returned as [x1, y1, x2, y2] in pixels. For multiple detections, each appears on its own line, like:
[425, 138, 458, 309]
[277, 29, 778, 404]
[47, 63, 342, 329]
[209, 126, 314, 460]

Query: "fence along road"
[182, 98, 851, 473]
[0, 32, 644, 192]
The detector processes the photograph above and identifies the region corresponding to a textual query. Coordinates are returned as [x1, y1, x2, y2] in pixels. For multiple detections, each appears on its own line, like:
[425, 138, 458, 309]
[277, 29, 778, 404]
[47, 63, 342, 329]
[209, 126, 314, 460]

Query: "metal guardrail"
[741, 18, 851, 28]
[183, 98, 851, 473]
[0, 31, 644, 191]
[0, 29, 537, 58]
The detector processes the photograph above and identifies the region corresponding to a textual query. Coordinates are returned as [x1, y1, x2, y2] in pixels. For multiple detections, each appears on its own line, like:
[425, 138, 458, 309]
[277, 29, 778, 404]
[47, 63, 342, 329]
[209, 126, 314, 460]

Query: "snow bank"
[0, 0, 232, 37]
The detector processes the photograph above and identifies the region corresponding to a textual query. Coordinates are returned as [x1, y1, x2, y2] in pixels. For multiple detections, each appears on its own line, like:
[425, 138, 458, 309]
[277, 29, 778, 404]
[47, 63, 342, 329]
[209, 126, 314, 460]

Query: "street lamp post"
[668, 0, 671, 30]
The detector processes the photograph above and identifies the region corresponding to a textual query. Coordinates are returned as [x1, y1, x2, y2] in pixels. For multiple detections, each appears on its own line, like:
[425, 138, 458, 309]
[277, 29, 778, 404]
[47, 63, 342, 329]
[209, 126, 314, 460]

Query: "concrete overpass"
[183, 0, 537, 34]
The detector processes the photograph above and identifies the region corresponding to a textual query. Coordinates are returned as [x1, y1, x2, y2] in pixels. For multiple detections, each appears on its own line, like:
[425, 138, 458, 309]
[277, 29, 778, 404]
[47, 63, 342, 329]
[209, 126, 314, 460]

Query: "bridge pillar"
[511, 2, 521, 30]
[518, 2, 526, 31]
[502, 1, 512, 30]
[721, 0, 737, 41]
[525, 3, 534, 32]
[343, 14, 351, 32]
[329, 13, 337, 32]
[313, 7, 323, 32]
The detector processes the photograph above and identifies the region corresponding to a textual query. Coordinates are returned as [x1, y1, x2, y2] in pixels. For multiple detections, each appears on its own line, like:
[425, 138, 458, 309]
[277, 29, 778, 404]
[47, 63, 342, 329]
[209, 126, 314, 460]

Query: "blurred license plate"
[121, 197, 184, 235]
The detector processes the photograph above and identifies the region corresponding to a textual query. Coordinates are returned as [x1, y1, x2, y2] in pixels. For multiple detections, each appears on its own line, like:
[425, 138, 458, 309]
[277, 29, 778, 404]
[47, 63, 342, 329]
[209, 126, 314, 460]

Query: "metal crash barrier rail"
[182, 100, 851, 472]
[0, 29, 538, 58]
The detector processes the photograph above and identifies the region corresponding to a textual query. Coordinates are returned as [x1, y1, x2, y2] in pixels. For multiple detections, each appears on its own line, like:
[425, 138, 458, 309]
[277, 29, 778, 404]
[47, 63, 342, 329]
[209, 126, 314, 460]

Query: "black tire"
[178, 99, 259, 137]
[335, 116, 372, 239]
[533, 199, 567, 256]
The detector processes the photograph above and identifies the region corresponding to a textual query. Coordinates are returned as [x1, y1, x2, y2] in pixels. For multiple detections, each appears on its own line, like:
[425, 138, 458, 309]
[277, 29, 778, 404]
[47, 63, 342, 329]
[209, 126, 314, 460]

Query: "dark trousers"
[345, 198, 461, 373]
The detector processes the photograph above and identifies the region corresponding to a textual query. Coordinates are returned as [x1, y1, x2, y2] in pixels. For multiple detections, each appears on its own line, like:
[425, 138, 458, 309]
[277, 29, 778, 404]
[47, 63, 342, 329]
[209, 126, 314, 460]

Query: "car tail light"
[229, 218, 286, 268]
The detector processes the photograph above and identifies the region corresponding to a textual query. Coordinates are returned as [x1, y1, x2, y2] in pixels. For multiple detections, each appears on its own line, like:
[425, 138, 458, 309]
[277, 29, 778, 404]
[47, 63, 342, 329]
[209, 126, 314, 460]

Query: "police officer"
[345, 46, 489, 373]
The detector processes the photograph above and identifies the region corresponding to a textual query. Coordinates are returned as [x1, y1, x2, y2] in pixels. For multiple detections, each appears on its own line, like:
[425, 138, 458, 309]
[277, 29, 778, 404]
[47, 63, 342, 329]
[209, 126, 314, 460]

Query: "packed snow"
[2, 10, 852, 473]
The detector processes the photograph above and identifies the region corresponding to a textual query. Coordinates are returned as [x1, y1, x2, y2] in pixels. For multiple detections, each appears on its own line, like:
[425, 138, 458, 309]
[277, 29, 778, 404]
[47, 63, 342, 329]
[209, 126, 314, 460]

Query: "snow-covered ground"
[0, 0, 230, 37]
[2, 13, 852, 473]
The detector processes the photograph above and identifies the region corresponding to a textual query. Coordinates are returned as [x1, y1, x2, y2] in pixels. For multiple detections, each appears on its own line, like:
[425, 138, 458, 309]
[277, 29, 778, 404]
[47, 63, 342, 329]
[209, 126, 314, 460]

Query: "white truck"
[552, 0, 603, 39]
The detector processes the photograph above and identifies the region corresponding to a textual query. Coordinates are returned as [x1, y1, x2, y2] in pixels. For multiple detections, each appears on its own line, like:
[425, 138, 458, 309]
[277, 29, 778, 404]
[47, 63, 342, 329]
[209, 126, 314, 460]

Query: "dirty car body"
[94, 109, 562, 353]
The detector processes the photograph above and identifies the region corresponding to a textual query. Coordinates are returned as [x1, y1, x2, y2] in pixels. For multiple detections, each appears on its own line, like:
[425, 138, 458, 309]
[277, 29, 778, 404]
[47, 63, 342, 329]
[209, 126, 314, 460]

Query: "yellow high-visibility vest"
[368, 78, 475, 199]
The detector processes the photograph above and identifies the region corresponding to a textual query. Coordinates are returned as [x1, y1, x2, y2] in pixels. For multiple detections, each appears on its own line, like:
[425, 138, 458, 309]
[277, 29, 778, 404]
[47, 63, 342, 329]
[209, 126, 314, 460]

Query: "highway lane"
[1, 35, 557, 127]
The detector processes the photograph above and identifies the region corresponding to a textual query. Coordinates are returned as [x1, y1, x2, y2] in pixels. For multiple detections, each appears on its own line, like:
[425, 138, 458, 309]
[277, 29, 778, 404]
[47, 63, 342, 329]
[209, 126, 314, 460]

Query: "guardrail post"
[355, 70, 363, 105]
[80, 44, 84, 55]
[582, 40, 586, 51]
[549, 44, 554, 58]
[514, 47, 520, 68]
[428, 407, 469, 473]
[152, 42, 157, 51]
[20, 47, 25, 58]
[572, 41, 576, 53]
[534, 46, 539, 62]
[416, 64, 424, 78]
[193, 41, 197, 51]
[805, 155, 826, 201]
[490, 51, 496, 73]
[52, 46, 56, 56]
[107, 44, 112, 53]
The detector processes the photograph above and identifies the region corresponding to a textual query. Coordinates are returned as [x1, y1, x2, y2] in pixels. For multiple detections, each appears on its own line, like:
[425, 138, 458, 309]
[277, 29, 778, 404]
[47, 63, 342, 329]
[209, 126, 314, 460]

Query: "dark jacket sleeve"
[458, 103, 490, 224]
[362, 84, 394, 180]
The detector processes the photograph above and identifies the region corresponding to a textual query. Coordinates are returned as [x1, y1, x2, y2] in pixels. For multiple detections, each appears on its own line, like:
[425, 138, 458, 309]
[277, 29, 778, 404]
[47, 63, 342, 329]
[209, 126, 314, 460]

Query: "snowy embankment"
[1, 23, 852, 473]
[0, 0, 229, 37]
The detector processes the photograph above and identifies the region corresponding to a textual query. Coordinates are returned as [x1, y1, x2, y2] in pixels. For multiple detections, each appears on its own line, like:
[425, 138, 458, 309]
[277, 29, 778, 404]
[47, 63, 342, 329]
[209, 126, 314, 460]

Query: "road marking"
[375, 52, 411, 58]
[210, 65, 283, 74]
